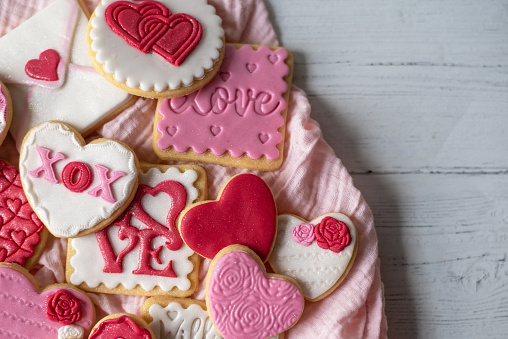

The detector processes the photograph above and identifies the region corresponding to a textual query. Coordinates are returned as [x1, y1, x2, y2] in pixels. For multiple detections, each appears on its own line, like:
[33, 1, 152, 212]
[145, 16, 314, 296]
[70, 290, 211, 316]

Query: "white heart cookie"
[268, 213, 358, 301]
[19, 121, 138, 238]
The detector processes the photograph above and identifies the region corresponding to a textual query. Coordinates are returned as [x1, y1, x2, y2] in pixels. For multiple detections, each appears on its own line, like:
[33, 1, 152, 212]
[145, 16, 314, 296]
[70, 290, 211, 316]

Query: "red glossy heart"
[179, 174, 277, 261]
[25, 49, 60, 81]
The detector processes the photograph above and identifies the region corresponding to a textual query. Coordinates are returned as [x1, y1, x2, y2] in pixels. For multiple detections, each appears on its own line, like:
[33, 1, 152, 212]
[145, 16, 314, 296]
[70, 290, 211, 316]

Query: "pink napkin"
[0, 0, 388, 337]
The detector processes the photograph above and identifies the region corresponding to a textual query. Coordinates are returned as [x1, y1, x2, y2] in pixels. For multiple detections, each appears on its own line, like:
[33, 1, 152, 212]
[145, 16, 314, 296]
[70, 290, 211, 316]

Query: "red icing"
[314, 217, 352, 253]
[62, 162, 93, 193]
[180, 174, 276, 261]
[0, 160, 44, 266]
[96, 180, 187, 277]
[89, 315, 152, 339]
[105, 1, 202, 66]
[25, 49, 60, 81]
[45, 289, 82, 325]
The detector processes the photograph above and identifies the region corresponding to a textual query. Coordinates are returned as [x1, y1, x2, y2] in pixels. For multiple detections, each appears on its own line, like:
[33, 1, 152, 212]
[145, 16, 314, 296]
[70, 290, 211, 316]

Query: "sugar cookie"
[89, 313, 154, 339]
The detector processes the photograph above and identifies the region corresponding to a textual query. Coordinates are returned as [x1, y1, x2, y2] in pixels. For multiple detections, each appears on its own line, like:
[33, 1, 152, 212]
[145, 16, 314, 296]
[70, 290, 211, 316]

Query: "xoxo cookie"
[268, 213, 358, 301]
[67, 163, 206, 296]
[154, 44, 294, 170]
[0, 0, 134, 150]
[19, 121, 139, 238]
[0, 160, 47, 269]
[89, 313, 154, 339]
[178, 173, 277, 262]
[0, 81, 12, 146]
[0, 263, 95, 339]
[206, 245, 304, 339]
[88, 0, 225, 98]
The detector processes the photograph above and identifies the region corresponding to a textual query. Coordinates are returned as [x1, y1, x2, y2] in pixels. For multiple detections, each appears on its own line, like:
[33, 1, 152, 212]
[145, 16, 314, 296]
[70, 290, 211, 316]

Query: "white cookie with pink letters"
[19, 121, 139, 238]
[268, 213, 358, 301]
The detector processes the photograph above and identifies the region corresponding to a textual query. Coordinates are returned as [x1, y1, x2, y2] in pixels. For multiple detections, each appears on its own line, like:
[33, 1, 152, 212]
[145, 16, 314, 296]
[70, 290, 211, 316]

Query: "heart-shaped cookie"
[206, 245, 304, 338]
[19, 121, 139, 238]
[0, 160, 46, 269]
[89, 313, 154, 339]
[0, 263, 95, 338]
[268, 213, 358, 301]
[178, 173, 277, 261]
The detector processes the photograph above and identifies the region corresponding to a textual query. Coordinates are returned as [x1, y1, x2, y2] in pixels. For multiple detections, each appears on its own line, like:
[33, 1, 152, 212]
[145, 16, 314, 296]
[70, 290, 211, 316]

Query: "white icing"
[268, 213, 357, 300]
[148, 302, 222, 339]
[70, 167, 199, 292]
[0, 0, 131, 149]
[0, 85, 7, 141]
[19, 121, 138, 237]
[90, 0, 224, 91]
[58, 325, 84, 339]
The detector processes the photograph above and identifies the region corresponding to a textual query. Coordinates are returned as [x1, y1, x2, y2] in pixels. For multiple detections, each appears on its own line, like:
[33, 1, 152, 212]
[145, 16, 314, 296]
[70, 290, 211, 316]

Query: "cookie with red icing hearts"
[19, 121, 139, 238]
[206, 245, 304, 339]
[0, 160, 47, 269]
[268, 213, 358, 301]
[89, 313, 154, 339]
[178, 173, 277, 262]
[88, 0, 225, 98]
[0, 263, 95, 339]
[0, 81, 12, 146]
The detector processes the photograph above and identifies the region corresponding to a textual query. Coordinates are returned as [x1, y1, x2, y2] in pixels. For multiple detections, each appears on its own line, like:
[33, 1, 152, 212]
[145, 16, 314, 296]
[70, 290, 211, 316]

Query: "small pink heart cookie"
[89, 313, 154, 339]
[268, 213, 358, 301]
[0, 81, 12, 146]
[0, 263, 95, 339]
[206, 245, 304, 339]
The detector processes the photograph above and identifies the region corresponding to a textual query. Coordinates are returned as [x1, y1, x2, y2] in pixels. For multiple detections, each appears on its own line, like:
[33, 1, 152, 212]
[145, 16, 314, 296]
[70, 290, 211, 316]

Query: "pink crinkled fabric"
[0, 0, 388, 338]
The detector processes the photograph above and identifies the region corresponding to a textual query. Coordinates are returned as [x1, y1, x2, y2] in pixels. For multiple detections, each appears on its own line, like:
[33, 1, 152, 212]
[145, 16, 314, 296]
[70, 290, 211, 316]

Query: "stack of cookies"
[0, 1, 358, 338]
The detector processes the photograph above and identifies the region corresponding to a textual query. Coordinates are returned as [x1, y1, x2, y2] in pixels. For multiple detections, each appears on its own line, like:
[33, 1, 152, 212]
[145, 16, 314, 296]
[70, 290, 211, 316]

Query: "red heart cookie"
[89, 313, 154, 339]
[179, 173, 276, 261]
[25, 49, 60, 81]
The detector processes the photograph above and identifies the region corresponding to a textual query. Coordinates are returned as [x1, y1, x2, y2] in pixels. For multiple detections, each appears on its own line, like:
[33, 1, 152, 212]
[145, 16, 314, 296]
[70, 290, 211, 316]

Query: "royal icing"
[148, 301, 221, 339]
[208, 250, 304, 338]
[0, 0, 132, 149]
[25, 49, 61, 81]
[269, 213, 357, 300]
[19, 121, 138, 238]
[0, 85, 9, 143]
[70, 167, 199, 293]
[179, 173, 276, 261]
[90, 0, 224, 91]
[156, 44, 289, 160]
[0, 160, 44, 266]
[0, 265, 94, 338]
[46, 289, 82, 325]
[90, 315, 151, 339]
[58, 325, 84, 339]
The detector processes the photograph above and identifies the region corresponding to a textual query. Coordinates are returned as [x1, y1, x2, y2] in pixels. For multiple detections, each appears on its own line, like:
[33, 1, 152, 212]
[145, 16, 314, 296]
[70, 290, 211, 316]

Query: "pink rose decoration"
[291, 223, 315, 246]
[314, 217, 352, 253]
[45, 290, 82, 325]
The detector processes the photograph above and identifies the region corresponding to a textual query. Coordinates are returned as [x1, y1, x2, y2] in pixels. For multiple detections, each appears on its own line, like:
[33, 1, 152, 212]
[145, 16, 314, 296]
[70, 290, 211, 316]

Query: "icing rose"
[314, 217, 352, 253]
[291, 223, 315, 246]
[58, 325, 84, 339]
[46, 290, 82, 325]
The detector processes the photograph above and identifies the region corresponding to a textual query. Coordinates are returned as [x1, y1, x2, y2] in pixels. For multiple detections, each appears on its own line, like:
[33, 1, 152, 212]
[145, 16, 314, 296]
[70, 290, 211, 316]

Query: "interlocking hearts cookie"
[89, 313, 154, 339]
[206, 245, 304, 339]
[89, 0, 225, 98]
[268, 213, 358, 301]
[178, 173, 277, 262]
[0, 263, 95, 339]
[0, 81, 12, 146]
[0, 160, 47, 269]
[19, 121, 139, 238]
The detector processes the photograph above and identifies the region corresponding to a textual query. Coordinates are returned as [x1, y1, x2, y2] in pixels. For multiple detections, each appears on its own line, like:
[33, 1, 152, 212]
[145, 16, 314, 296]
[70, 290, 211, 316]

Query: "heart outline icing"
[206, 246, 304, 338]
[19, 121, 138, 238]
[268, 213, 358, 301]
[105, 0, 202, 66]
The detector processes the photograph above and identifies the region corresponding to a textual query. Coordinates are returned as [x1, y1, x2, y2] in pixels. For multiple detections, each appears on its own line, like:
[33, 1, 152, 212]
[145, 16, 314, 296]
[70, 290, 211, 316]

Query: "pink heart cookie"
[0, 263, 95, 338]
[206, 246, 304, 339]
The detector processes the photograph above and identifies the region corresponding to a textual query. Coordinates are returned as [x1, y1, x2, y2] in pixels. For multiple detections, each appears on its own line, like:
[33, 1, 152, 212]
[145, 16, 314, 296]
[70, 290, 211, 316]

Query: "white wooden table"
[265, 1, 508, 338]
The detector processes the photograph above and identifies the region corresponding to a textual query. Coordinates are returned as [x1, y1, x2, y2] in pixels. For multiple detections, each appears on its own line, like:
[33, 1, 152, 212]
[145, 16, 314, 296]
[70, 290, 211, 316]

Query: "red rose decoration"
[45, 290, 82, 325]
[314, 217, 352, 253]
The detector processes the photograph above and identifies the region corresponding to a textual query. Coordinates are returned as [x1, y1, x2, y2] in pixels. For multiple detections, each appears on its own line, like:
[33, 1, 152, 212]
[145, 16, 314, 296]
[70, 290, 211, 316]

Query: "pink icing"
[156, 45, 289, 160]
[0, 266, 94, 338]
[87, 164, 126, 204]
[292, 223, 315, 246]
[0, 85, 7, 140]
[208, 250, 304, 338]
[28, 146, 67, 184]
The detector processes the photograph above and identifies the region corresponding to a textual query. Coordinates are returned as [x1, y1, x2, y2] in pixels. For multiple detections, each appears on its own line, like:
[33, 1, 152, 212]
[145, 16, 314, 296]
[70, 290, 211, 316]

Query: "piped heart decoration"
[25, 49, 60, 81]
[19, 121, 139, 238]
[268, 213, 358, 301]
[206, 246, 304, 338]
[179, 173, 277, 261]
[0, 264, 95, 338]
[105, 1, 202, 66]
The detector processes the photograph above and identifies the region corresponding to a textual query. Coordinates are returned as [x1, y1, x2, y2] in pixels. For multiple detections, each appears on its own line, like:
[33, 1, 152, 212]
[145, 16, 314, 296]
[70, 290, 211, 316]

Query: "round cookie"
[0, 81, 12, 146]
[89, 313, 154, 339]
[88, 0, 225, 98]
